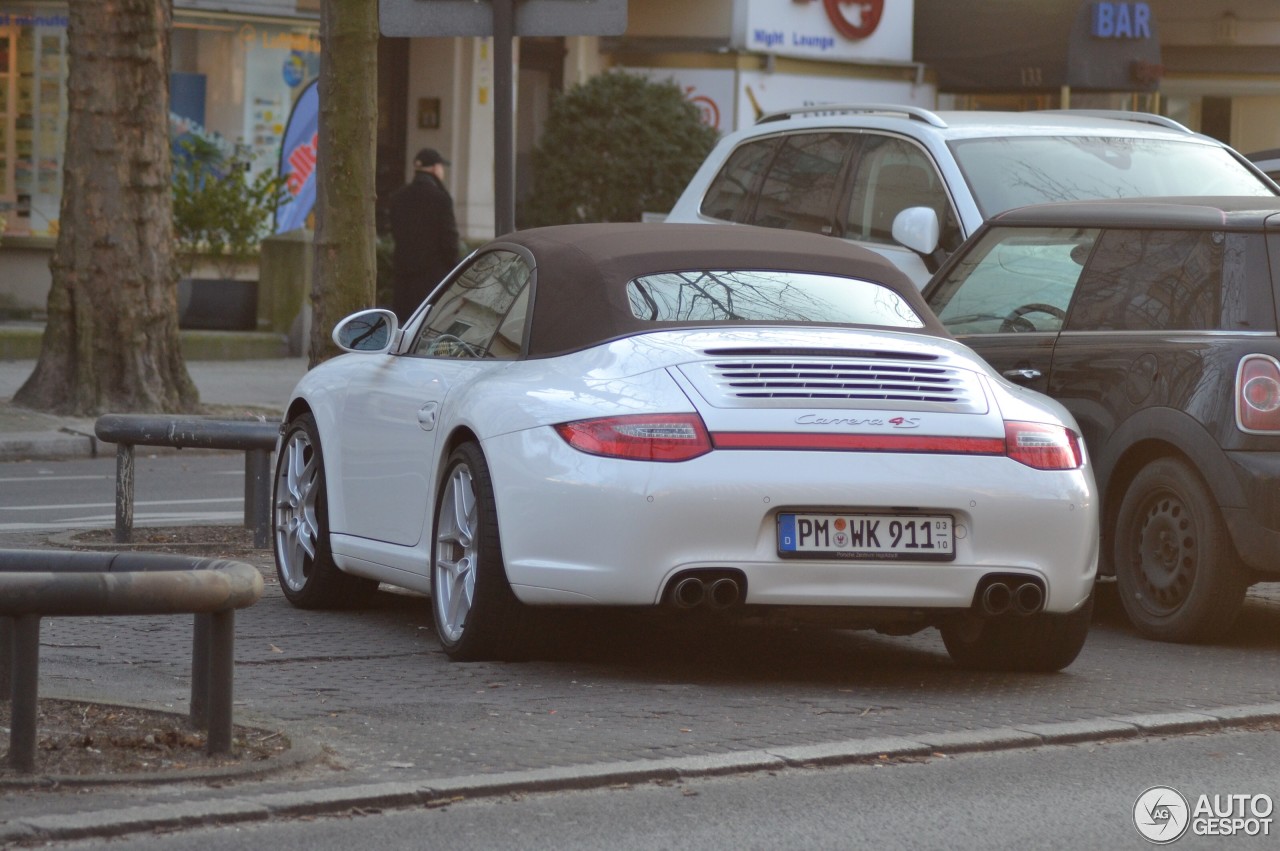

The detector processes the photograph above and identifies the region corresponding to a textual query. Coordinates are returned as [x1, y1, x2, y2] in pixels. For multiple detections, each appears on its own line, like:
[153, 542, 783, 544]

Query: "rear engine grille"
[709, 360, 968, 403]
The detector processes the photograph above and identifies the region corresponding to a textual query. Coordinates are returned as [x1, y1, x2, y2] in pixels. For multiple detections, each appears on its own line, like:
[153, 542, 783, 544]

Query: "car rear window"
[626, 270, 926, 328]
[950, 137, 1278, 218]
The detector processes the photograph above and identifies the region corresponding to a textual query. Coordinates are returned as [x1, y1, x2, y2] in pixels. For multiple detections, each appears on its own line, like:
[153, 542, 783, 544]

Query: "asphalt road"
[3, 454, 1280, 845]
[47, 727, 1280, 850]
[0, 452, 247, 533]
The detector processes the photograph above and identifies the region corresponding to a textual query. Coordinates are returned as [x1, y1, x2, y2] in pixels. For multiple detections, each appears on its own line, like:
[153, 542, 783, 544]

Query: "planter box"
[178, 278, 258, 331]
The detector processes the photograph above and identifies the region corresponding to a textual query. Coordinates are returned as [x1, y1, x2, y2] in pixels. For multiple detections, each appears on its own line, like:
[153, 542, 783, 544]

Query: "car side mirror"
[892, 206, 941, 257]
[332, 308, 398, 354]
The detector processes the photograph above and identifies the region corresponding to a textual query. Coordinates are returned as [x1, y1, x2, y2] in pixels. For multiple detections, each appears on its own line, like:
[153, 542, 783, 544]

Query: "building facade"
[1, 0, 1278, 319]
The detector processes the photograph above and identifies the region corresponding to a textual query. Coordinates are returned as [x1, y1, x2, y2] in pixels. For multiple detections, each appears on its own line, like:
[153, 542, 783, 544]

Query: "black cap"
[414, 147, 449, 167]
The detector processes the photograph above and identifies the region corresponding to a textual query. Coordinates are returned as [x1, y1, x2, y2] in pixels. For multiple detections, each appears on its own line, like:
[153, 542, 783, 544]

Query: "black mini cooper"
[924, 197, 1280, 642]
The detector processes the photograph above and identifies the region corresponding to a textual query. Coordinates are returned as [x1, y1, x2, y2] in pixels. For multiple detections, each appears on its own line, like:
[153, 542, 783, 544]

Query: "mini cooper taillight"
[1004, 421, 1082, 470]
[1237, 354, 1280, 433]
[554, 413, 713, 462]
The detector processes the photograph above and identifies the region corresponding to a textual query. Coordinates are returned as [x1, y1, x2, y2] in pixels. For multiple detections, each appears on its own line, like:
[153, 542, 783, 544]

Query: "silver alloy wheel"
[275, 427, 321, 593]
[434, 463, 478, 644]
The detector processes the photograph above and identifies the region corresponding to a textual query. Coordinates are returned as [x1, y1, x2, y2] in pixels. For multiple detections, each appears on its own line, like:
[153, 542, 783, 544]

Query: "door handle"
[1002, 368, 1042, 382]
[417, 402, 439, 431]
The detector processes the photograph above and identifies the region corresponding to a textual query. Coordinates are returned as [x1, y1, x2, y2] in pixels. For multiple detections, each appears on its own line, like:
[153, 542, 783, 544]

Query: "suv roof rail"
[1035, 109, 1194, 134]
[756, 103, 948, 128]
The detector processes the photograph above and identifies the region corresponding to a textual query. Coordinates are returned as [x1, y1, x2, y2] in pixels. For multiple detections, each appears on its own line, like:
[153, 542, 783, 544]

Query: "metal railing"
[94, 414, 280, 549]
[0, 549, 264, 773]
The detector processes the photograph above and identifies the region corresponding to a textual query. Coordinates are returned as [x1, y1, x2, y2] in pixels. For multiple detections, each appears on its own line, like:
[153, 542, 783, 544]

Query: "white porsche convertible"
[273, 223, 1098, 671]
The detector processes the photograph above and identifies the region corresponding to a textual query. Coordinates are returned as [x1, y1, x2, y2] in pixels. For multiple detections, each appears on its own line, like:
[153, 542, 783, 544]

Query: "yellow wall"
[626, 0, 733, 38]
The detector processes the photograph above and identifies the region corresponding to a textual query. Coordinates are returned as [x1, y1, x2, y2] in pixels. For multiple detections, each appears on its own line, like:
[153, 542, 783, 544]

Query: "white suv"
[666, 106, 1279, 286]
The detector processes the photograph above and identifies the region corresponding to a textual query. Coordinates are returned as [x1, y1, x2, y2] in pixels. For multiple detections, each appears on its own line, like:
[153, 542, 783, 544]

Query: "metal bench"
[0, 549, 264, 773]
[94, 414, 280, 549]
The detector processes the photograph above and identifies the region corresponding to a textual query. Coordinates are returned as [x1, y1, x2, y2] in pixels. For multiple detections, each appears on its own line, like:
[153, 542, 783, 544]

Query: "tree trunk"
[309, 0, 378, 367]
[14, 0, 197, 416]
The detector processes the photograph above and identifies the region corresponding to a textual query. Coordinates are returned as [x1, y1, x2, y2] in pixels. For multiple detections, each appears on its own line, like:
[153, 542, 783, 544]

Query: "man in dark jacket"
[389, 148, 460, 322]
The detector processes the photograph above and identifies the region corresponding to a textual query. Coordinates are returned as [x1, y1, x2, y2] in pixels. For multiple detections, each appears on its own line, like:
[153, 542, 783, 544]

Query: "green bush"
[520, 72, 719, 227]
[172, 138, 285, 278]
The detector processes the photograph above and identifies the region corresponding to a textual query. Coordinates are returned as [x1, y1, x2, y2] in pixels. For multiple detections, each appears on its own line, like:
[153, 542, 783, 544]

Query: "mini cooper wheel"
[941, 595, 1093, 672]
[431, 442, 529, 661]
[1113, 458, 1248, 642]
[274, 413, 377, 608]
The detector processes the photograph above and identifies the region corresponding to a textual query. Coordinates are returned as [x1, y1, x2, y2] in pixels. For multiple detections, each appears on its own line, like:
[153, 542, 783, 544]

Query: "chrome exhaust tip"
[1014, 582, 1045, 615]
[981, 582, 1012, 616]
[672, 577, 705, 608]
[707, 577, 741, 609]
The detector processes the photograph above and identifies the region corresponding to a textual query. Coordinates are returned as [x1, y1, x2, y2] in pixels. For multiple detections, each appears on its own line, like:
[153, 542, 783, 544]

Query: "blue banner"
[274, 78, 319, 234]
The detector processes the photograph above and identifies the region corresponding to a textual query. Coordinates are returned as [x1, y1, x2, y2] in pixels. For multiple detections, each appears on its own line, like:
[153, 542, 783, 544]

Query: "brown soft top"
[480, 223, 946, 357]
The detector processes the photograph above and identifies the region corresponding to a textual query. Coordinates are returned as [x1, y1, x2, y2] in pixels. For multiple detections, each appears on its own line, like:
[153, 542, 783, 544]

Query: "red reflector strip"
[711, 432, 1006, 455]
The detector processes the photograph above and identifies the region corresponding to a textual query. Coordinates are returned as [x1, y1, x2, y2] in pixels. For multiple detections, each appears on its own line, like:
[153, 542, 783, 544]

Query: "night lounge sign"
[737, 0, 911, 62]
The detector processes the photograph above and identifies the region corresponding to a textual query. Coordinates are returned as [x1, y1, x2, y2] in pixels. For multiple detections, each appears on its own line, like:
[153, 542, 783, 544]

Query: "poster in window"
[39, 78, 59, 108]
[39, 36, 61, 74]
[417, 97, 441, 130]
[16, 30, 32, 73]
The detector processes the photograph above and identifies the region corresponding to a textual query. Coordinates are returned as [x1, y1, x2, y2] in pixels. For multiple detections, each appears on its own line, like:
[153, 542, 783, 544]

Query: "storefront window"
[172, 12, 319, 178]
[0, 4, 318, 238]
[0, 4, 67, 237]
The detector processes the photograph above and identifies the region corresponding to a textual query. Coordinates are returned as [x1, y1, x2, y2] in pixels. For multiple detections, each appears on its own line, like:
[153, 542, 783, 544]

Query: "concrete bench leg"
[113, 443, 135, 545]
[8, 614, 41, 772]
[245, 448, 272, 549]
[0, 615, 11, 698]
[208, 610, 235, 755]
[190, 611, 235, 755]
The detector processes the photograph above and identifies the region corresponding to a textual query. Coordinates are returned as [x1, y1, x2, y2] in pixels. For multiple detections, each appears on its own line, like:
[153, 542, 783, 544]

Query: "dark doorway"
[516, 37, 566, 224]
[1201, 97, 1233, 146]
[377, 37, 410, 235]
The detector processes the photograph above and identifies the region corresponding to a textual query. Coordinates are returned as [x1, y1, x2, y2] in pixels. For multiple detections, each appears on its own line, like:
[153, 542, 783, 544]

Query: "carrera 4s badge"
[795, 414, 922, 429]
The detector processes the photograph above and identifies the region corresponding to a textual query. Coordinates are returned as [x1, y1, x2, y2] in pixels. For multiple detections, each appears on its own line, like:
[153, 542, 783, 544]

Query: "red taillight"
[1237, 354, 1280, 434]
[554, 413, 712, 462]
[1004, 421, 1082, 470]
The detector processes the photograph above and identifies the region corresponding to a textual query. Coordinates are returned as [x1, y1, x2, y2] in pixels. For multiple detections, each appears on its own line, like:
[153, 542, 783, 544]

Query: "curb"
[4, 703, 1279, 845]
[0, 430, 100, 463]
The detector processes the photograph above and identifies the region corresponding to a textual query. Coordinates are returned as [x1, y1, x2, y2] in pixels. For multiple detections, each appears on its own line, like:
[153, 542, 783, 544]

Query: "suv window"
[749, 133, 850, 234]
[700, 133, 853, 234]
[844, 135, 959, 251]
[411, 250, 531, 358]
[950, 137, 1277, 218]
[700, 137, 777, 222]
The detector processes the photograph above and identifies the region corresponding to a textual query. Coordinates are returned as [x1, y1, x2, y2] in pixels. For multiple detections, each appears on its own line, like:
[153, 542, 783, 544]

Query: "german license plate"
[778, 512, 954, 561]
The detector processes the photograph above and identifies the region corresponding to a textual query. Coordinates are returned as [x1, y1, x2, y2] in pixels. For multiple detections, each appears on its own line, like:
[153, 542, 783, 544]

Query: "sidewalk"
[2, 358, 1280, 845]
[0, 358, 307, 460]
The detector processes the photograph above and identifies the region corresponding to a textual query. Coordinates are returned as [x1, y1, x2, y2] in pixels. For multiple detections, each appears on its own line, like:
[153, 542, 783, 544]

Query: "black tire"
[941, 595, 1093, 672]
[1113, 458, 1248, 642]
[273, 413, 378, 609]
[430, 442, 530, 661]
